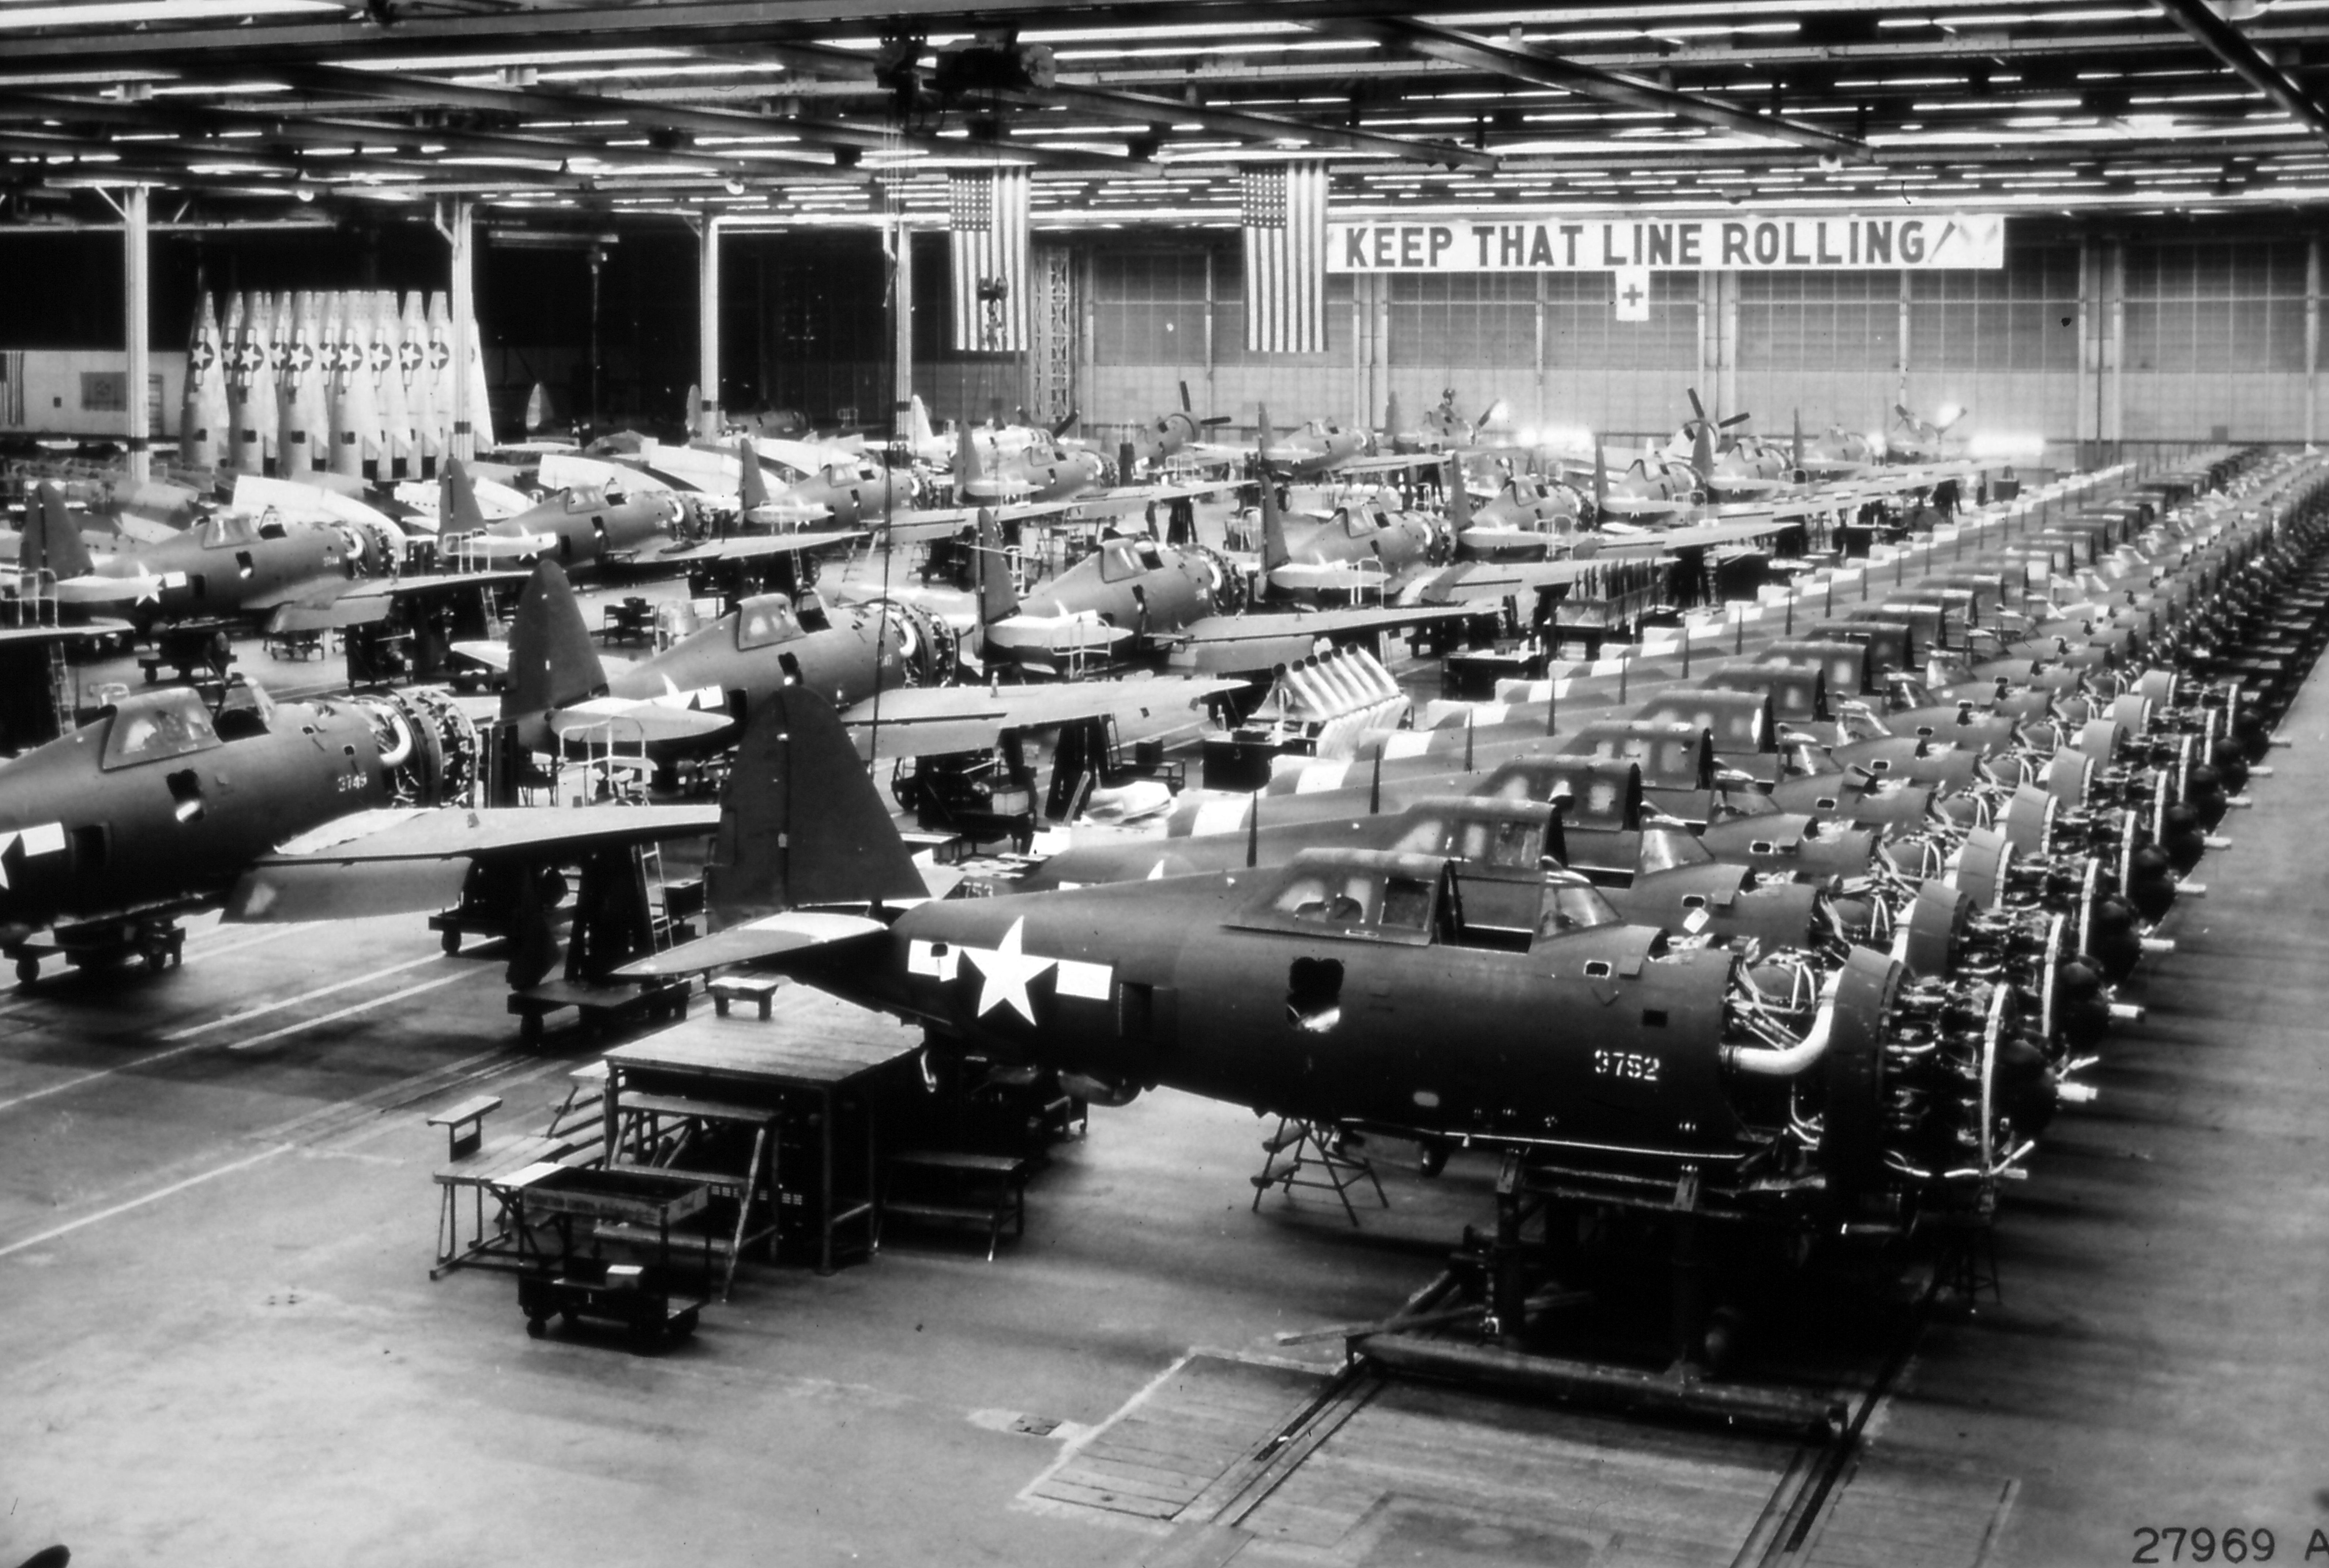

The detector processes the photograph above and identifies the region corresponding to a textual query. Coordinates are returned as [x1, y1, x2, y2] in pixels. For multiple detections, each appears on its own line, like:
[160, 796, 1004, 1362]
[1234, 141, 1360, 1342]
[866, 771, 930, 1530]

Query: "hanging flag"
[1242, 163, 1328, 354]
[949, 169, 1030, 353]
[1613, 265, 1652, 323]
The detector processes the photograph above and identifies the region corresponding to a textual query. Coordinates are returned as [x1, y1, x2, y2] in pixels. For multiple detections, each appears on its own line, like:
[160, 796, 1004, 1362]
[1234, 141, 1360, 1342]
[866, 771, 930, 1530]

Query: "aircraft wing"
[612, 911, 891, 978]
[1164, 604, 1496, 672]
[1412, 555, 1677, 605]
[1332, 453, 1447, 476]
[223, 803, 723, 924]
[260, 568, 535, 633]
[841, 674, 1245, 759]
[645, 528, 864, 566]
[1598, 517, 1788, 553]
[1267, 559, 1392, 596]
[540, 451, 683, 495]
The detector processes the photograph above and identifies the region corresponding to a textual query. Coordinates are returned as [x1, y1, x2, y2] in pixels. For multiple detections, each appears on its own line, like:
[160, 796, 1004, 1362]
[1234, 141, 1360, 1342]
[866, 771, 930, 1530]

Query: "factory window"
[1387, 272, 1536, 370]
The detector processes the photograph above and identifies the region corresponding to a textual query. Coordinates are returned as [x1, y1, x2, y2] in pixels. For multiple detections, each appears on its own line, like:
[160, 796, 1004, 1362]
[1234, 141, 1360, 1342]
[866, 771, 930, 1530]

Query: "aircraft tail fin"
[441, 457, 488, 534]
[953, 422, 982, 501]
[910, 393, 936, 451]
[1691, 416, 1715, 488]
[1258, 468, 1291, 574]
[1256, 402, 1275, 461]
[736, 438, 768, 512]
[1591, 433, 1610, 517]
[974, 507, 1018, 625]
[1445, 457, 1473, 535]
[501, 559, 610, 722]
[1792, 409, 1806, 482]
[705, 685, 926, 926]
[27, 483, 94, 580]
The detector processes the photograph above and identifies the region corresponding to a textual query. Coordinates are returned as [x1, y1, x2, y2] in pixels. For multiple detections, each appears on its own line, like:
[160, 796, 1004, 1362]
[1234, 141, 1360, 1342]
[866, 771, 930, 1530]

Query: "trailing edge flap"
[614, 911, 888, 978]
[226, 856, 475, 924]
[267, 597, 394, 634]
[704, 686, 928, 928]
[503, 559, 610, 721]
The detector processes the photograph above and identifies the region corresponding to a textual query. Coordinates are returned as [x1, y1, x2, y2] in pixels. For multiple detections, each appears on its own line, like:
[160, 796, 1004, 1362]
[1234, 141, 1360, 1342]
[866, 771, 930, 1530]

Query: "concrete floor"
[6, 525, 2329, 1565]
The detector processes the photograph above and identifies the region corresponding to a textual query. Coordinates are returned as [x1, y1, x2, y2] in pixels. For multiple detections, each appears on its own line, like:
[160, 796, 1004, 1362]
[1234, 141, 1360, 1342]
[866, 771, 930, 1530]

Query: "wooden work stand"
[601, 1001, 922, 1277]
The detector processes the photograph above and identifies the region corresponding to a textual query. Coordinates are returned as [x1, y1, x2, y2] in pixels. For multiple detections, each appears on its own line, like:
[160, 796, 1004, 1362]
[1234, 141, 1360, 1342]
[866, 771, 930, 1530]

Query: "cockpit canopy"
[1476, 757, 1643, 832]
[197, 511, 262, 550]
[1634, 691, 1773, 756]
[735, 593, 805, 651]
[1233, 847, 1619, 949]
[1384, 796, 1566, 871]
[1560, 721, 1714, 793]
[1095, 537, 1167, 583]
[98, 687, 222, 770]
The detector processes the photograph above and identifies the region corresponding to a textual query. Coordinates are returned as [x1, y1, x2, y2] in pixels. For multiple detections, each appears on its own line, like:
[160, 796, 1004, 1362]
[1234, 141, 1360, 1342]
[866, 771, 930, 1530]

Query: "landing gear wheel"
[14, 957, 37, 986]
[520, 1014, 543, 1050]
[142, 949, 170, 975]
[441, 928, 462, 956]
[525, 1316, 546, 1339]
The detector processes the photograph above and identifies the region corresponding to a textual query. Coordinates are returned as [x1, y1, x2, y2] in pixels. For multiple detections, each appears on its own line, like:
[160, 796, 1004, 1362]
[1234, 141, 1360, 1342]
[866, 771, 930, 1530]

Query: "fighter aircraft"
[22, 482, 409, 632]
[459, 560, 951, 755]
[620, 687, 2051, 1276]
[1122, 381, 1241, 474]
[1655, 392, 1791, 502]
[1886, 402, 1967, 465]
[1255, 403, 1442, 482]
[1793, 412, 1881, 480]
[1380, 389, 1504, 456]
[437, 459, 688, 574]
[1249, 469, 1444, 600]
[0, 680, 481, 980]
[952, 421, 1107, 507]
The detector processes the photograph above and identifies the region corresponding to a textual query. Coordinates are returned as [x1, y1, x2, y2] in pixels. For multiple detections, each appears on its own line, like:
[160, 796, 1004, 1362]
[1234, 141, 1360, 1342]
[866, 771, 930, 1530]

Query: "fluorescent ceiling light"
[0, 0, 335, 26]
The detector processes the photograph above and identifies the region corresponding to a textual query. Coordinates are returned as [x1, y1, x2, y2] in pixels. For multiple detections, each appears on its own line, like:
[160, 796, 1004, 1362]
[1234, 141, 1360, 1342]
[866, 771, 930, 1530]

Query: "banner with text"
[1328, 213, 2005, 273]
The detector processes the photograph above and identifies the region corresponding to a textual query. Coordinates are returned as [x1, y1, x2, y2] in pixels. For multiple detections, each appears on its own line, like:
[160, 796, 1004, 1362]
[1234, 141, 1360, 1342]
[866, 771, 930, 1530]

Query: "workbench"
[601, 994, 923, 1275]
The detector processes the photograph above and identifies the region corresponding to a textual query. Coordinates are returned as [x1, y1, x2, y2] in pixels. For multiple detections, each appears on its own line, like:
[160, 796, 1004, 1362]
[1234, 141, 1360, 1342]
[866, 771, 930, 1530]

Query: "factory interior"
[3, 1, 2329, 1564]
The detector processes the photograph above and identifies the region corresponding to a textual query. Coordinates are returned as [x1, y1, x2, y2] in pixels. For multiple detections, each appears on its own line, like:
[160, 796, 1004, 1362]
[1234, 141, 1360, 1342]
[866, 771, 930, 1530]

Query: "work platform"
[600, 990, 924, 1277]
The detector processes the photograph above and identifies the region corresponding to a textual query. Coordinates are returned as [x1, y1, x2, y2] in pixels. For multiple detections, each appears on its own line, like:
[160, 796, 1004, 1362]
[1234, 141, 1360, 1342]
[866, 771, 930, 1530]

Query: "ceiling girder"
[1310, 17, 1874, 162]
[2147, 0, 2329, 147]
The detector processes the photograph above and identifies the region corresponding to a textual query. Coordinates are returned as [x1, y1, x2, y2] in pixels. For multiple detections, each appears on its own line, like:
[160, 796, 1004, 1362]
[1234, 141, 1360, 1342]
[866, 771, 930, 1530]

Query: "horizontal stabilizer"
[613, 911, 888, 978]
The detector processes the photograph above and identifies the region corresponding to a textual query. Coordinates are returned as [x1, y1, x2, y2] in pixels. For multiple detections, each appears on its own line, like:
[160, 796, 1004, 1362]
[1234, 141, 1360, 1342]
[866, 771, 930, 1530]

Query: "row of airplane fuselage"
[0, 441, 2310, 1315]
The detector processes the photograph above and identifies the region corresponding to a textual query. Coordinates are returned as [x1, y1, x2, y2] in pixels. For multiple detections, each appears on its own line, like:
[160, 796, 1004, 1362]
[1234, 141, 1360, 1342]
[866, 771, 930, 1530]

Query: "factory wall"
[1071, 226, 2324, 465]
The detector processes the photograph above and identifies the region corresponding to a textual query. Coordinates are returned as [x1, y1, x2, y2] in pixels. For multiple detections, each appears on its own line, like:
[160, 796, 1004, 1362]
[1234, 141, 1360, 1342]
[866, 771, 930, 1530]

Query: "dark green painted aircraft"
[622, 688, 2051, 1235]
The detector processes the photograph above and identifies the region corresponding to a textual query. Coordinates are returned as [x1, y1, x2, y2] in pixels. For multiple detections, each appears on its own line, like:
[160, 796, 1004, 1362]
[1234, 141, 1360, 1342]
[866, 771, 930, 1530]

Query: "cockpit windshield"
[198, 512, 259, 549]
[1537, 879, 1620, 936]
[1638, 826, 1713, 874]
[100, 689, 222, 770]
[735, 594, 804, 651]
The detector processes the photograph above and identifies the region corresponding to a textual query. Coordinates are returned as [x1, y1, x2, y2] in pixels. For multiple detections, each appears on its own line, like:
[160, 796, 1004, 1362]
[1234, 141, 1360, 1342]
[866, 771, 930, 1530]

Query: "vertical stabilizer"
[706, 686, 927, 926]
[1258, 466, 1292, 574]
[501, 559, 610, 723]
[1591, 434, 1610, 517]
[975, 507, 1019, 625]
[910, 393, 937, 452]
[440, 457, 489, 535]
[26, 483, 94, 580]
[736, 438, 769, 512]
[1445, 457, 1474, 536]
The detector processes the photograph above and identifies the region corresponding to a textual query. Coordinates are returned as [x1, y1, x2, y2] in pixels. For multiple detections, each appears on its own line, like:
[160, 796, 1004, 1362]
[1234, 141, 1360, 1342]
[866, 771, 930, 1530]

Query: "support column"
[123, 184, 149, 484]
[2077, 236, 2100, 456]
[1534, 271, 1548, 442]
[1897, 269, 1914, 429]
[1716, 271, 1740, 421]
[891, 218, 913, 446]
[447, 195, 475, 465]
[697, 213, 723, 440]
[1696, 271, 1715, 404]
[1203, 249, 1217, 407]
[2105, 240, 2125, 448]
[2306, 236, 2320, 447]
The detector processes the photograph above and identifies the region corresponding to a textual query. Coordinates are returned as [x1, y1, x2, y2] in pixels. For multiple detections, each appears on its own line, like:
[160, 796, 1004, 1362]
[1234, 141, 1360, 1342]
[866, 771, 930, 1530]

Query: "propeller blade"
[1895, 403, 1916, 423]
[1179, 380, 1193, 414]
[1720, 411, 1753, 428]
[1687, 387, 1708, 424]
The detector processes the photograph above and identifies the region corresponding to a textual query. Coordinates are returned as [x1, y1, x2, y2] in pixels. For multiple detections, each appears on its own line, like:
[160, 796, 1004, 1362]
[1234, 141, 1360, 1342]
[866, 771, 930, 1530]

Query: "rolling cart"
[510, 1166, 712, 1350]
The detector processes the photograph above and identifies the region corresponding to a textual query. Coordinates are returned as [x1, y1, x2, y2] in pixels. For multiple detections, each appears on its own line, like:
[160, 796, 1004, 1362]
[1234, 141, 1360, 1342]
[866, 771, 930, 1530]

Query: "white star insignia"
[962, 917, 1054, 1025]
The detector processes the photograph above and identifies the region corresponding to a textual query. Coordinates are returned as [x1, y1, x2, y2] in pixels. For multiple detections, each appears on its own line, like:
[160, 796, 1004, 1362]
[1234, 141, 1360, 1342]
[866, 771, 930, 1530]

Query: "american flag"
[949, 169, 1030, 354]
[1242, 163, 1328, 354]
